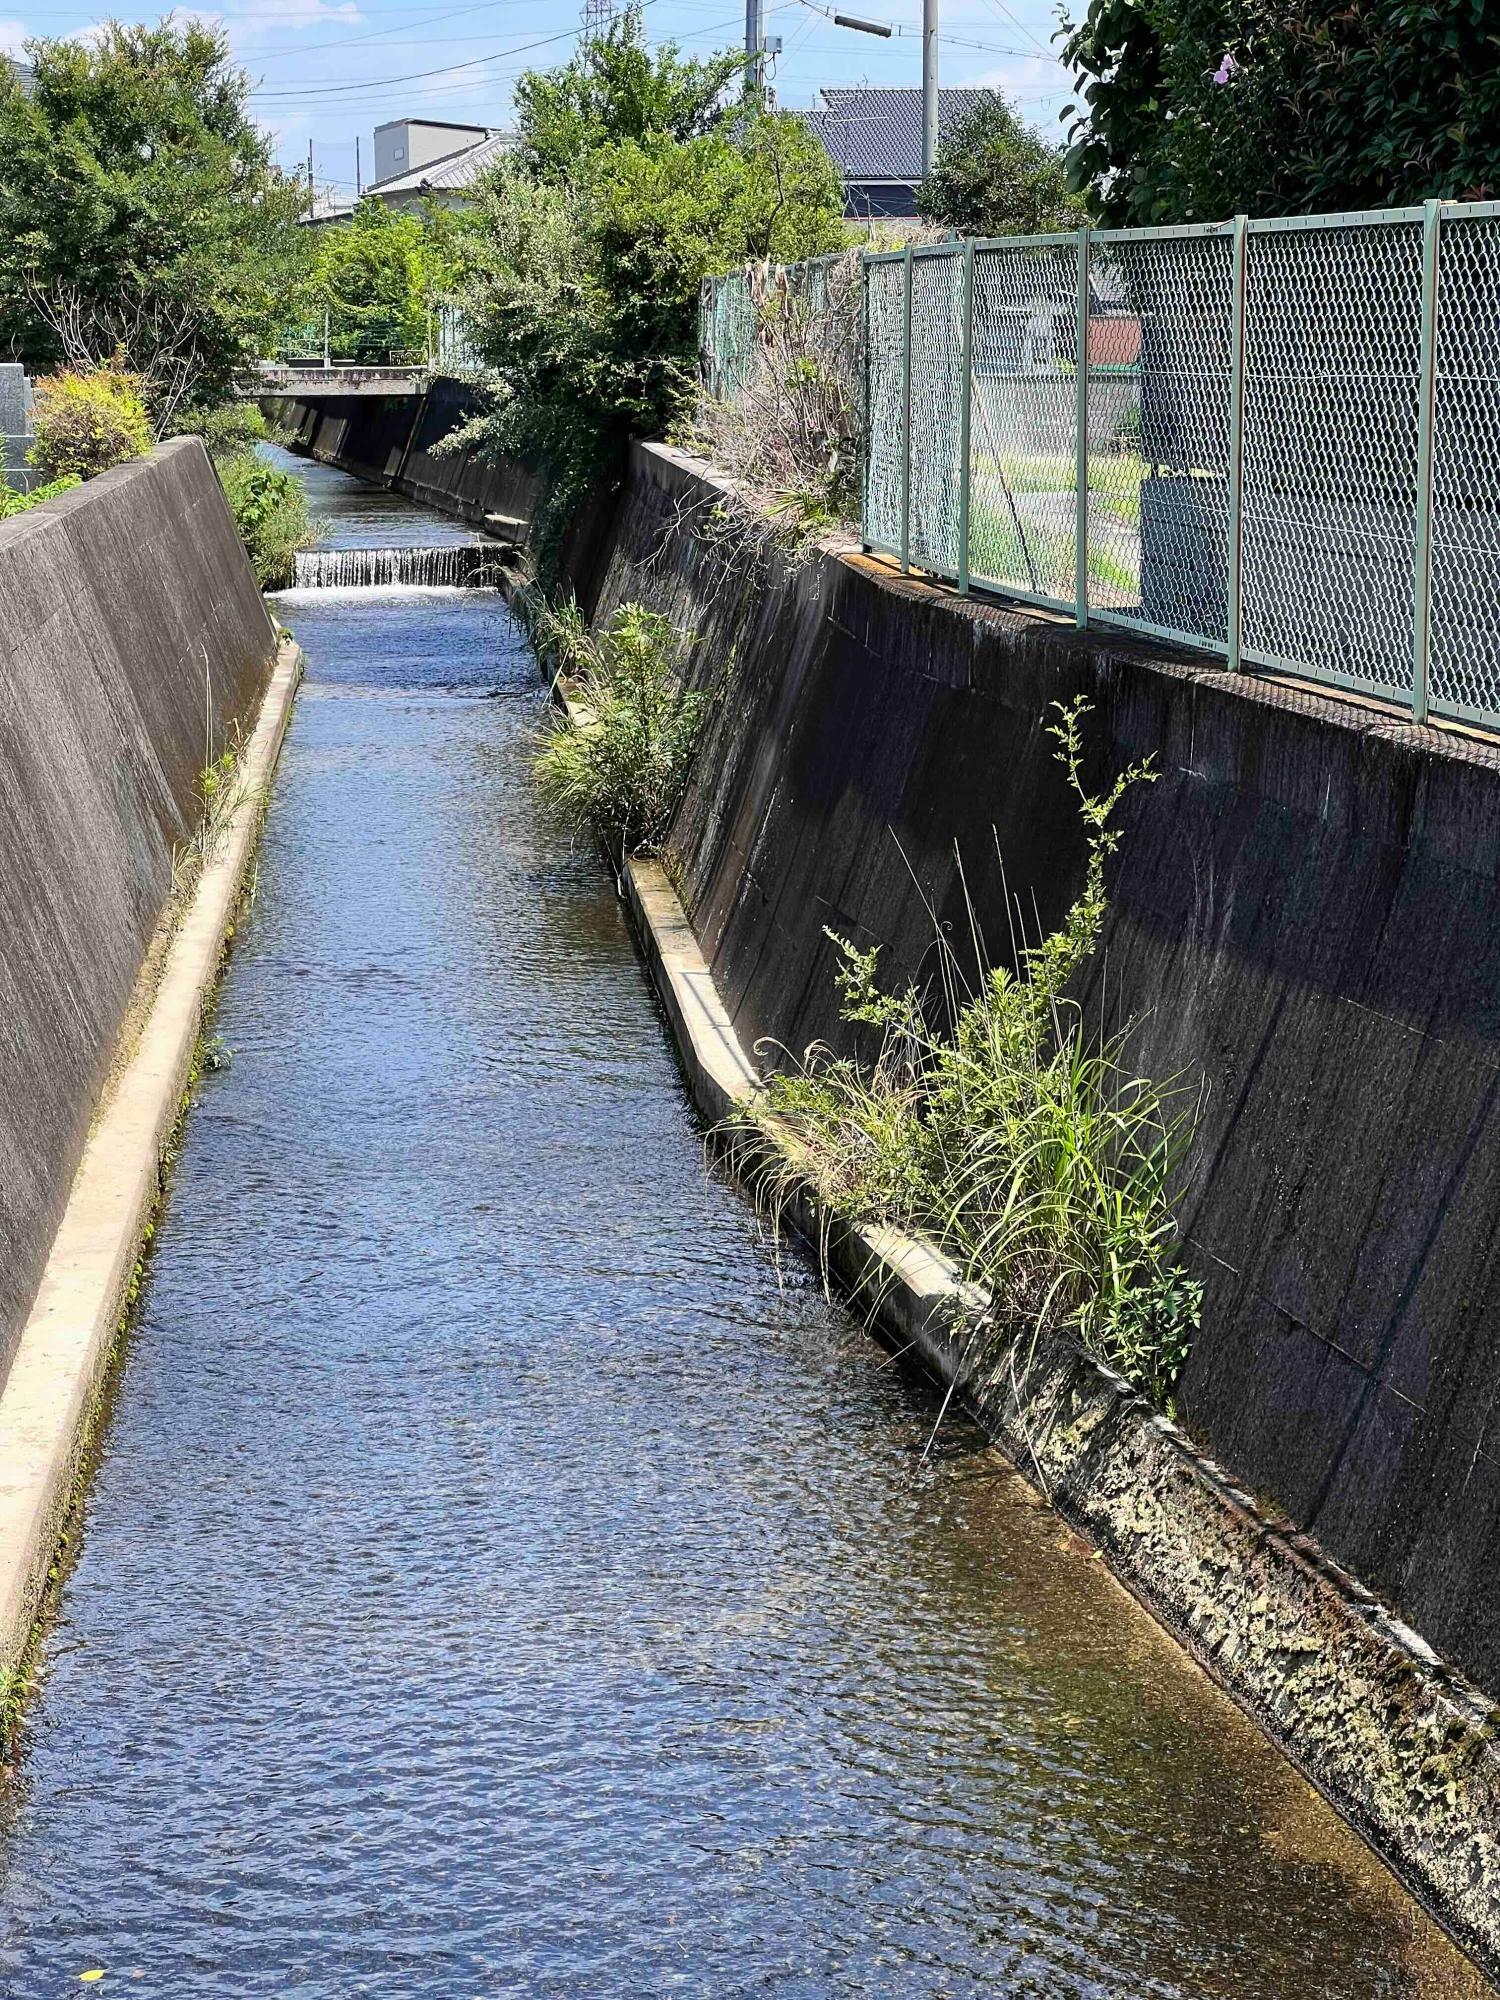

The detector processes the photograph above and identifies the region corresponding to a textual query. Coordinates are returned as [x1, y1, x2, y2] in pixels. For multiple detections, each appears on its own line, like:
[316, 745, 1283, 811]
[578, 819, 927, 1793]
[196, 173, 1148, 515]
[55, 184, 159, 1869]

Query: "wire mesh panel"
[699, 271, 758, 403]
[1429, 210, 1500, 723]
[968, 240, 1080, 604]
[1241, 217, 1424, 699]
[864, 256, 907, 553]
[907, 248, 967, 576]
[1087, 229, 1234, 640]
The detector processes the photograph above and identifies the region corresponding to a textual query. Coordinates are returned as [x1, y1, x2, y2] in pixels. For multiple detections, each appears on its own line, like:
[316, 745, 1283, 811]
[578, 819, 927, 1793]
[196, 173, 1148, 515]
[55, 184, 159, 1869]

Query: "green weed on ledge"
[733, 697, 1203, 1410]
[532, 600, 707, 856]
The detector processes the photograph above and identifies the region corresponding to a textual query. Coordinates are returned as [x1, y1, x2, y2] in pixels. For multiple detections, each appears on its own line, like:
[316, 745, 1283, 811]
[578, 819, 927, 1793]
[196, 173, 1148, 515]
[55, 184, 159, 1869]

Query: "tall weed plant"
[751, 697, 1202, 1408]
[215, 449, 314, 589]
[533, 598, 707, 854]
[683, 250, 865, 542]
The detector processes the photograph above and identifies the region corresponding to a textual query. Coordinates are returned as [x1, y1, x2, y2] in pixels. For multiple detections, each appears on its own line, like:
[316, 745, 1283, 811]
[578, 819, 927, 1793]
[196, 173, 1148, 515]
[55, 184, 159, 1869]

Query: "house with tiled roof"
[362, 120, 512, 212]
[802, 86, 997, 218]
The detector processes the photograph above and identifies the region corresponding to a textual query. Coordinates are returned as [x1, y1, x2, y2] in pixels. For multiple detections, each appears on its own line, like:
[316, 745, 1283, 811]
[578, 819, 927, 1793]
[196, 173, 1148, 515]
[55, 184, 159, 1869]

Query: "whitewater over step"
[292, 545, 503, 589]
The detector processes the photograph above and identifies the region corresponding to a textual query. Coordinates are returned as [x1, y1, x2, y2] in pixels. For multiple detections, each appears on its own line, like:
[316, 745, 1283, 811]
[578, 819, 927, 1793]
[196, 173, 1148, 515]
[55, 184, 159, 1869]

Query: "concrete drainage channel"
[615, 844, 1500, 1983]
[1, 444, 1494, 1990]
[526, 597, 1500, 1985]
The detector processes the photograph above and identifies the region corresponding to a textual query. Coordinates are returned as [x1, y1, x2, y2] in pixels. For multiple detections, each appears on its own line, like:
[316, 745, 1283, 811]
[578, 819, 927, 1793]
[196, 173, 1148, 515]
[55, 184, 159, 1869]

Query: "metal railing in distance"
[858, 199, 1500, 733]
[434, 304, 480, 373]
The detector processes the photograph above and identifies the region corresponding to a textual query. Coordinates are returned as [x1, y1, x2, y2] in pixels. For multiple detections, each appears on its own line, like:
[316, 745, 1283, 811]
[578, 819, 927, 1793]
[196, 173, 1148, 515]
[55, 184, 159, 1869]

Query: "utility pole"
[745, 0, 764, 106]
[922, 0, 938, 175]
[307, 141, 314, 217]
[355, 136, 361, 196]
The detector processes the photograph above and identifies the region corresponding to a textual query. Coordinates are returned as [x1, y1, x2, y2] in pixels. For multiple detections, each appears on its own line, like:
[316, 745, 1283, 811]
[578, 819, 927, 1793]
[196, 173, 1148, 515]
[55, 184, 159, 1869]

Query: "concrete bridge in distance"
[242, 360, 431, 399]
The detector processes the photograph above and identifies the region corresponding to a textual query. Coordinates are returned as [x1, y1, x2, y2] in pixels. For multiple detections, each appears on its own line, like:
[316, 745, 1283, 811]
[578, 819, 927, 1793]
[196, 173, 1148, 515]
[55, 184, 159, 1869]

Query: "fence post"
[860, 253, 872, 551]
[1074, 224, 1091, 626]
[901, 243, 914, 574]
[958, 239, 975, 595]
[1227, 213, 1249, 671]
[1413, 197, 1442, 724]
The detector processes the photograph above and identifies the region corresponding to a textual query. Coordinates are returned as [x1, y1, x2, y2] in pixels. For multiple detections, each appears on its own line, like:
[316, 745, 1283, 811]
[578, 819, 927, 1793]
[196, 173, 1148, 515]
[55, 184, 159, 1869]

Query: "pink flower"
[1212, 52, 1238, 83]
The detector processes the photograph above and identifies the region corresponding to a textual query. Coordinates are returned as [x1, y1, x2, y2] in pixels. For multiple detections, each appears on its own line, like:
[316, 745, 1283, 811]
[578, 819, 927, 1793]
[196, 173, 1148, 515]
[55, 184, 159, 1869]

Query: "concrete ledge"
[619, 847, 1500, 1981]
[0, 638, 302, 1690]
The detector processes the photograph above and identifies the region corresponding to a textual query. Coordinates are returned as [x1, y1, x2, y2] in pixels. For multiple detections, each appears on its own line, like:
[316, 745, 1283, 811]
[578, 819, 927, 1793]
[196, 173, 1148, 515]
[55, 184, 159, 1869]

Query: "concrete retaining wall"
[560, 439, 1500, 1703]
[0, 438, 278, 1382]
[263, 376, 541, 533]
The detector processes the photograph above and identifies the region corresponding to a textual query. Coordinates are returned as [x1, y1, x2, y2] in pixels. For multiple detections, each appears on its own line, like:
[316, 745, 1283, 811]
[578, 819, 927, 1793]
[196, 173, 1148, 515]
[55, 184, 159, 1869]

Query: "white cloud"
[222, 0, 361, 39]
[0, 17, 30, 56]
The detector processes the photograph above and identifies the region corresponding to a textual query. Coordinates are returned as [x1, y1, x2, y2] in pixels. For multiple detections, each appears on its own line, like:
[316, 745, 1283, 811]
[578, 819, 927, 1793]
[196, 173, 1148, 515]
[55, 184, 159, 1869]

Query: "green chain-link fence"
[702, 204, 1500, 732]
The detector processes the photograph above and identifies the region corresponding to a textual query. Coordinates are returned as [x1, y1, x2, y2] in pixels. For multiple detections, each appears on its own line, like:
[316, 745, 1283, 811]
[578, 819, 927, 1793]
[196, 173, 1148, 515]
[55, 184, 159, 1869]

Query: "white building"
[361, 119, 512, 212]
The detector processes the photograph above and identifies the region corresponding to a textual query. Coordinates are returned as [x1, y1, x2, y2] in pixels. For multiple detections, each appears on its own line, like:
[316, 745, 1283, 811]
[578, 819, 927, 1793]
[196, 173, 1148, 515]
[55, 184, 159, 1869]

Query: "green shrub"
[533, 599, 706, 853]
[305, 199, 453, 362]
[178, 403, 269, 462]
[917, 93, 1084, 237]
[1061, 0, 1500, 224]
[745, 697, 1202, 1408]
[448, 8, 845, 576]
[29, 365, 152, 481]
[0, 474, 82, 519]
[215, 448, 313, 589]
[0, 22, 310, 419]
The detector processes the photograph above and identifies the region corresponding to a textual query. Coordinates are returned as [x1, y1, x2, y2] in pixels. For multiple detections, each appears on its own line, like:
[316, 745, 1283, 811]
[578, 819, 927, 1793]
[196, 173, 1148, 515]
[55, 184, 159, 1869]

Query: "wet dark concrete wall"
[563, 440, 1500, 1699]
[0, 439, 276, 1378]
[263, 378, 541, 531]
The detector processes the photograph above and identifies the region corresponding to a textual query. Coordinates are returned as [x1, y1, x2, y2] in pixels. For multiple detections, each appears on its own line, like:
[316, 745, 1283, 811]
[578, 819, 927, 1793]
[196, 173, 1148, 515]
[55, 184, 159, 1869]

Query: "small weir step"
[292, 545, 503, 589]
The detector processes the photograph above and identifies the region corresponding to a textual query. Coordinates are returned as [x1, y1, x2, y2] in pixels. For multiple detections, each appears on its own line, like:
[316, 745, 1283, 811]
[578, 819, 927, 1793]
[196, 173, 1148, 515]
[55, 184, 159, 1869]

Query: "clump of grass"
[215, 449, 317, 590]
[533, 600, 707, 854]
[744, 696, 1202, 1408]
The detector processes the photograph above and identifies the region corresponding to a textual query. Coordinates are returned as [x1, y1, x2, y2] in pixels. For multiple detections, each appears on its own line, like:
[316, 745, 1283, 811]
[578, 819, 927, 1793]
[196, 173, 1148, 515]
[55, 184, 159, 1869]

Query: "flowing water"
[0, 454, 1488, 1997]
[292, 546, 502, 589]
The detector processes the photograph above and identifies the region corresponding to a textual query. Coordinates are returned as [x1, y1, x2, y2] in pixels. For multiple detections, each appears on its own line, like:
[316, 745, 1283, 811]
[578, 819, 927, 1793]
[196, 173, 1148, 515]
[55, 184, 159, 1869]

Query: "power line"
[975, 0, 1055, 61]
[249, 8, 657, 97]
[248, 0, 544, 65]
[260, 20, 741, 112]
[791, 0, 1062, 63]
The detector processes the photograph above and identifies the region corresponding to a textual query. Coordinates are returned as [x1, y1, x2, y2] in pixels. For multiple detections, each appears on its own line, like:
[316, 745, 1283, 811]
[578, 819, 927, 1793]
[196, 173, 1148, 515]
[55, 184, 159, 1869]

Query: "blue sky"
[4, 0, 1076, 190]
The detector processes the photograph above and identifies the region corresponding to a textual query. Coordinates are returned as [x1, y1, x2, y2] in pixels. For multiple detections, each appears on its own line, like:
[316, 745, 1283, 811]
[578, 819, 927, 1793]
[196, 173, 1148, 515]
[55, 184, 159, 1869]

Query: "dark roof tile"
[801, 86, 996, 181]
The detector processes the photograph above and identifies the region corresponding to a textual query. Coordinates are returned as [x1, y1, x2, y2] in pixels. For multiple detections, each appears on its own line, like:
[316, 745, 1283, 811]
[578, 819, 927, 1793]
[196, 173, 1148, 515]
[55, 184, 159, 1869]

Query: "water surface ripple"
[0, 468, 1485, 1997]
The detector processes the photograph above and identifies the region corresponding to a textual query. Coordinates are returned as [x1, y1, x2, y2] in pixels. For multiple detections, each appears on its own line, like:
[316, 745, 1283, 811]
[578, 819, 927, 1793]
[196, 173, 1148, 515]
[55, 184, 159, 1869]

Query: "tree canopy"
[0, 21, 308, 422]
[306, 200, 456, 362]
[513, 21, 746, 181]
[1061, 0, 1500, 226]
[450, 6, 844, 555]
[917, 95, 1083, 238]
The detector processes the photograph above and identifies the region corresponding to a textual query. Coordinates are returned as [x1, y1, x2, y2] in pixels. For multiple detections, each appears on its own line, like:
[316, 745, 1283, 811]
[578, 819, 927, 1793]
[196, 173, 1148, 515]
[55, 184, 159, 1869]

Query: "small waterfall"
[291, 545, 503, 589]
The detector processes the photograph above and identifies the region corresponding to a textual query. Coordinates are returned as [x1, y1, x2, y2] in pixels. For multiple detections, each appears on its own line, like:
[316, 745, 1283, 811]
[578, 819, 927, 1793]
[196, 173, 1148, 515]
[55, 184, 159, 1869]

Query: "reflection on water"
[0, 466, 1486, 1995]
[262, 439, 483, 550]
